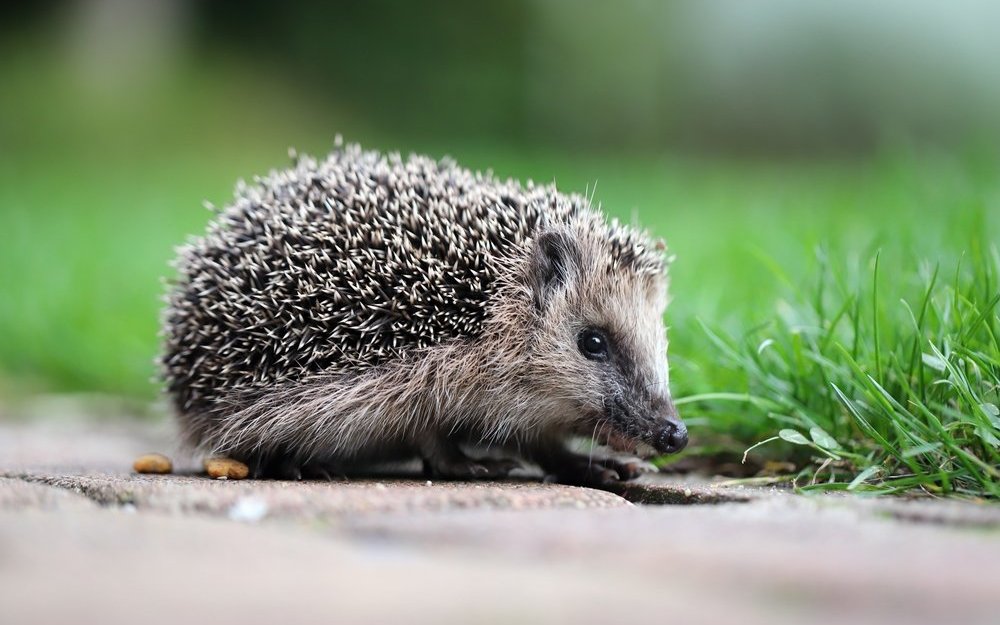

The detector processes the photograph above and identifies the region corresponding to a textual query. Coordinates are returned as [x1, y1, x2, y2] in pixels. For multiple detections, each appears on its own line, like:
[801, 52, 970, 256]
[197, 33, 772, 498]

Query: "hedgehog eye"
[578, 328, 610, 361]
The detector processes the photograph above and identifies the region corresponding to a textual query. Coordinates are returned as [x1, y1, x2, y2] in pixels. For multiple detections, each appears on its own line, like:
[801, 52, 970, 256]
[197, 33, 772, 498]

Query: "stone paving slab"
[2, 417, 999, 625]
[347, 505, 999, 622]
[0, 507, 692, 625]
[7, 470, 630, 516]
[3, 484, 998, 625]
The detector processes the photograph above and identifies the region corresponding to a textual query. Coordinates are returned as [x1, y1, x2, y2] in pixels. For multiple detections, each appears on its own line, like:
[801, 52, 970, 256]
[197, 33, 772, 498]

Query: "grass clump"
[689, 242, 1000, 499]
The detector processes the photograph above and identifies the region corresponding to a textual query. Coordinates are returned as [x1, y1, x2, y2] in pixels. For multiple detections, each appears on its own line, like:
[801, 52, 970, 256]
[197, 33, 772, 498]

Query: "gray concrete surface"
[1, 416, 998, 625]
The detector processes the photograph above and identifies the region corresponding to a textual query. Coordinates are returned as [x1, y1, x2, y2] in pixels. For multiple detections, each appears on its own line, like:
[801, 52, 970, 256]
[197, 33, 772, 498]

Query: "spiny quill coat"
[161, 141, 687, 484]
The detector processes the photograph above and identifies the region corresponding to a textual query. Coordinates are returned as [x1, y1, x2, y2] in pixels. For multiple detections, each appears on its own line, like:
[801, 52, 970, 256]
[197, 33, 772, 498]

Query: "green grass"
[687, 244, 1000, 498]
[2, 48, 998, 497]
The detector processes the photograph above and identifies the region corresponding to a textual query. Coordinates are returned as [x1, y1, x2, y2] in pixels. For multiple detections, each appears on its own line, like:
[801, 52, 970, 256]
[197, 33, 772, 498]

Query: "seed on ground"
[133, 453, 173, 474]
[204, 457, 250, 480]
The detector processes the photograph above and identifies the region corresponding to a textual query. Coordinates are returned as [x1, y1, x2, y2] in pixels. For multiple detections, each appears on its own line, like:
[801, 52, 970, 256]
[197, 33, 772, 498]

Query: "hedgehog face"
[527, 227, 687, 457]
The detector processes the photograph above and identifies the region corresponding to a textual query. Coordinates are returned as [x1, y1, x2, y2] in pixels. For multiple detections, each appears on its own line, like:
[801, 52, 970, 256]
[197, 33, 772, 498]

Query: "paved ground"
[1, 415, 998, 625]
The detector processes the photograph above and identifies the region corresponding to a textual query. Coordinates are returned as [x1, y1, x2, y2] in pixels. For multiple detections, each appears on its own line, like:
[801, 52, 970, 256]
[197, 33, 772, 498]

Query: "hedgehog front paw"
[550, 460, 622, 487]
[600, 457, 659, 481]
[544, 455, 654, 487]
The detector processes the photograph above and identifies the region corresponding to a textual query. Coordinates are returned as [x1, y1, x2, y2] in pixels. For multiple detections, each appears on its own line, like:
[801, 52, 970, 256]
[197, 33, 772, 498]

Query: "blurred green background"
[2, 0, 999, 412]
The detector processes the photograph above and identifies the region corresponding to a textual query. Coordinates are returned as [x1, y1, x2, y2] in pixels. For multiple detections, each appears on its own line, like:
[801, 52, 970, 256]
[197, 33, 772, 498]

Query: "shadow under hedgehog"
[161, 140, 687, 485]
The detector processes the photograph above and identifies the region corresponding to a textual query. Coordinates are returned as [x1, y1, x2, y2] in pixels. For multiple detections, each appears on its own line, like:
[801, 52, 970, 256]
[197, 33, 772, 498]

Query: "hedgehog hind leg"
[419, 436, 521, 480]
[241, 451, 300, 480]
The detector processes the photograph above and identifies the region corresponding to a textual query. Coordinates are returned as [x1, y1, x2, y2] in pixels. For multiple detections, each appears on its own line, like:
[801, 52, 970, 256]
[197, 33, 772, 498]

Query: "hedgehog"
[161, 140, 687, 485]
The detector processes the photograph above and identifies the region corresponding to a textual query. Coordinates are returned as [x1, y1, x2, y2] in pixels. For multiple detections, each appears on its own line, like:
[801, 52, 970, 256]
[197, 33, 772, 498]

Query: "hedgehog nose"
[654, 420, 688, 454]
[652, 397, 687, 454]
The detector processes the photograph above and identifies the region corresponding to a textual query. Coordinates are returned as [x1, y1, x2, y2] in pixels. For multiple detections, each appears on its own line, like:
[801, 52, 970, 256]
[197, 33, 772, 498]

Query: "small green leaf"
[778, 429, 810, 445]
[847, 465, 881, 490]
[809, 426, 840, 450]
[921, 352, 947, 372]
[977, 427, 1000, 448]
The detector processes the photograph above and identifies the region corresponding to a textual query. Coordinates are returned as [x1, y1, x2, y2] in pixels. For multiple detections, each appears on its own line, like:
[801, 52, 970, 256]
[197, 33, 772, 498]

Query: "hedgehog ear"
[530, 230, 581, 311]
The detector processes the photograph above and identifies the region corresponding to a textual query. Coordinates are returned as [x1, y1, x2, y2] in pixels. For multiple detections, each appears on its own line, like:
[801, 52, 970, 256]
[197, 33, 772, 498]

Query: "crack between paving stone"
[604, 481, 756, 505]
[4, 472, 138, 507]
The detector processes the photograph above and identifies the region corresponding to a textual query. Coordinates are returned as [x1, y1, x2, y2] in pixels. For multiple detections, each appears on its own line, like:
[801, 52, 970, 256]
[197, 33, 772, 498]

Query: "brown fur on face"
[162, 144, 682, 480]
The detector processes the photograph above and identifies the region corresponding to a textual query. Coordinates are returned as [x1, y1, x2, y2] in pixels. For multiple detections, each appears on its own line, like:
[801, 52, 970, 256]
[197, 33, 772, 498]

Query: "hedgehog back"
[162, 146, 583, 412]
